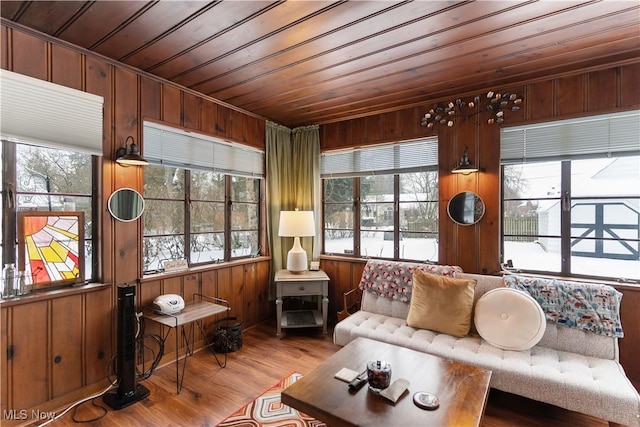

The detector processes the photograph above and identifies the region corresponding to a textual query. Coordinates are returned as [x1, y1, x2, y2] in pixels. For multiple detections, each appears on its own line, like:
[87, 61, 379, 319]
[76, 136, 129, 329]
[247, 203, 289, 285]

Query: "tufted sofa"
[333, 260, 640, 426]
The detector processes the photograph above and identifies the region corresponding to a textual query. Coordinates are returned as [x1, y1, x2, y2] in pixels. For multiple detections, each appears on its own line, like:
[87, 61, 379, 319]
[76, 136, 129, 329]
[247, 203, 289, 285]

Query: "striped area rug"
[217, 372, 326, 427]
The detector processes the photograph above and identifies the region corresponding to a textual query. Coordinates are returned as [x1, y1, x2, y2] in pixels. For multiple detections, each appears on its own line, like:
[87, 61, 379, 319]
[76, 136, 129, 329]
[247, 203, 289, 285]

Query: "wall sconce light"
[116, 136, 149, 166]
[278, 209, 315, 274]
[452, 147, 479, 174]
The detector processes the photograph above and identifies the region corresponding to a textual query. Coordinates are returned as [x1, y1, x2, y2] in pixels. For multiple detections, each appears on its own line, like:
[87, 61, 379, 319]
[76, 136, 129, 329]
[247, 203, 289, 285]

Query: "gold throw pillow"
[407, 270, 477, 337]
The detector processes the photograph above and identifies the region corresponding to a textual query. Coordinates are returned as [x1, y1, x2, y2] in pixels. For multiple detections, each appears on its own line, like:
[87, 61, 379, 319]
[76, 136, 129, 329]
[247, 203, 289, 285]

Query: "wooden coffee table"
[281, 337, 491, 426]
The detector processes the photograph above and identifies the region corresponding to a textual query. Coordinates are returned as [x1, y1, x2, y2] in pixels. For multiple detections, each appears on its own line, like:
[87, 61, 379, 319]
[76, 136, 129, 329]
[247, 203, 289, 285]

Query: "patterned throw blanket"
[504, 274, 623, 338]
[358, 259, 462, 303]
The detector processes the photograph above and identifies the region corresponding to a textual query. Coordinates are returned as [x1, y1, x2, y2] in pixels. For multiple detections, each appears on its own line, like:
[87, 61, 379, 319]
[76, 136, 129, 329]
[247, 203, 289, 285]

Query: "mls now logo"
[3, 409, 28, 420]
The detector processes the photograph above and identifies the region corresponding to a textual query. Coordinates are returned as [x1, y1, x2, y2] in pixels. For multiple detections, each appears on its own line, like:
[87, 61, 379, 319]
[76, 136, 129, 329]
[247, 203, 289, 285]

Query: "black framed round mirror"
[108, 188, 144, 222]
[447, 191, 485, 225]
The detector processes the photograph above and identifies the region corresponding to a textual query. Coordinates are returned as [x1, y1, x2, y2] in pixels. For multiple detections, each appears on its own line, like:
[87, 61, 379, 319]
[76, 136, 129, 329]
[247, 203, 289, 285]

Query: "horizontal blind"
[501, 110, 640, 163]
[144, 121, 264, 178]
[0, 69, 103, 155]
[321, 138, 438, 177]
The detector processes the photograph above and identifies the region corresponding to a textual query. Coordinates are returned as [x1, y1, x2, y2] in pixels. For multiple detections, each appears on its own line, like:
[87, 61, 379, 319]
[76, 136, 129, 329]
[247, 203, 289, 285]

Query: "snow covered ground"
[325, 237, 639, 280]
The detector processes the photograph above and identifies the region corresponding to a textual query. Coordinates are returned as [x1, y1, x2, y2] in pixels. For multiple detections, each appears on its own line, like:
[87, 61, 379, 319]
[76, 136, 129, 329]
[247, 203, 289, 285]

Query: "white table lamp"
[278, 210, 315, 274]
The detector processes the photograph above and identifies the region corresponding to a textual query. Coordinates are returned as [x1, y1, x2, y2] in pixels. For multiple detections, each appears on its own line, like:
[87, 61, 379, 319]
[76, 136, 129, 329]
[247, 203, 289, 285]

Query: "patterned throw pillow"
[358, 259, 463, 303]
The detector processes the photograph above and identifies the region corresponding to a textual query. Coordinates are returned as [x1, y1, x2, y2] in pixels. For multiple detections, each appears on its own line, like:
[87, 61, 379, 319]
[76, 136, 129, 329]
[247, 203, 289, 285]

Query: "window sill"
[0, 282, 111, 308]
[140, 255, 271, 282]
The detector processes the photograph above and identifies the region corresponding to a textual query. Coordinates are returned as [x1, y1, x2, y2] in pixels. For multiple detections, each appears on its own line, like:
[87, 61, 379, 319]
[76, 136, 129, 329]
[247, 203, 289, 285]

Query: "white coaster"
[334, 367, 360, 382]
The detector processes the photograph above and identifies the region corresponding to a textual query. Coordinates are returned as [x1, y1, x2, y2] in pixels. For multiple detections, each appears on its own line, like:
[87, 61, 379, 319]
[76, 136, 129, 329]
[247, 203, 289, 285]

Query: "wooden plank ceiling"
[1, 1, 639, 128]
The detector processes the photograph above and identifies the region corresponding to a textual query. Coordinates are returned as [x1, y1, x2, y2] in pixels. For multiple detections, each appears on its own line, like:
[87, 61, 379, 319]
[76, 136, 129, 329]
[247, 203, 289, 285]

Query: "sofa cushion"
[474, 287, 546, 351]
[406, 270, 476, 337]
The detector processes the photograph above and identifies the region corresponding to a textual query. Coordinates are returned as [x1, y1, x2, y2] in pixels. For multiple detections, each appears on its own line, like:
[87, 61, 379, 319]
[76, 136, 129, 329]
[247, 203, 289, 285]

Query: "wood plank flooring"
[46, 321, 611, 426]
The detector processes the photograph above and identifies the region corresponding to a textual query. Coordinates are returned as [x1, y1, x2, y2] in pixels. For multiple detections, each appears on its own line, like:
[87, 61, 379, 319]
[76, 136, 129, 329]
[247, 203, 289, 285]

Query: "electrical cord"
[36, 383, 114, 427]
[135, 316, 164, 379]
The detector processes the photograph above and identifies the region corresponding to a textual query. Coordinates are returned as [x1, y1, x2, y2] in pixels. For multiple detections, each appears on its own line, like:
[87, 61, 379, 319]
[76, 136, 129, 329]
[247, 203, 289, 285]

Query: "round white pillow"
[474, 287, 546, 351]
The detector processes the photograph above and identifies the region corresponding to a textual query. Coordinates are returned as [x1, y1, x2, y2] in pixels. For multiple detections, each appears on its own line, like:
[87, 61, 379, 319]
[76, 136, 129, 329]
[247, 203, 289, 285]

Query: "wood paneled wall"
[319, 61, 640, 382]
[0, 23, 271, 416]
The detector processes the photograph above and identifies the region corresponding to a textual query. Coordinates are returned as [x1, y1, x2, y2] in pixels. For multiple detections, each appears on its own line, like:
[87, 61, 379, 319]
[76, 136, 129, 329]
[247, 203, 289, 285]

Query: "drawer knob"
[299, 286, 305, 291]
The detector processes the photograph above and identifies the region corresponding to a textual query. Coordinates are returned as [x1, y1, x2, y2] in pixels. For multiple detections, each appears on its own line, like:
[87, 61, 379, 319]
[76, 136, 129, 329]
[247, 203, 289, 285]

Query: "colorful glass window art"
[18, 212, 85, 288]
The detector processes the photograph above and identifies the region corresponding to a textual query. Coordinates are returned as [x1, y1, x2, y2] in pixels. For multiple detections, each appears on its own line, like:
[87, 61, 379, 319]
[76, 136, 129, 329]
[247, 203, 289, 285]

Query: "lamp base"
[286, 237, 308, 274]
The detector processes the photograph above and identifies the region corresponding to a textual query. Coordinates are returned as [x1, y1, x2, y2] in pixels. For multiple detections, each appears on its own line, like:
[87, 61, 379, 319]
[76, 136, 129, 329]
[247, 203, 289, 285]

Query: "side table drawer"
[282, 281, 324, 296]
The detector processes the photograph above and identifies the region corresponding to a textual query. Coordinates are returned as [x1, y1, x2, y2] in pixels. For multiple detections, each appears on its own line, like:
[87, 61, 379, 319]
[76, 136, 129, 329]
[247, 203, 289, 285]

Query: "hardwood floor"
[45, 321, 609, 427]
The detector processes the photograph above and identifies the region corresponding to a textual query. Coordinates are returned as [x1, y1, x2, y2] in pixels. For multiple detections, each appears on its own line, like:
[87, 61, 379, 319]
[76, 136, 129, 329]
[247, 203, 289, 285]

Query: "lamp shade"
[278, 210, 315, 237]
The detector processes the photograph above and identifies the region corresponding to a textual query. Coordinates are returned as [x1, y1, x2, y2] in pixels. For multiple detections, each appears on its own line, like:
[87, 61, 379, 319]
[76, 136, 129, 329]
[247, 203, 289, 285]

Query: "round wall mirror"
[447, 191, 485, 225]
[108, 188, 144, 222]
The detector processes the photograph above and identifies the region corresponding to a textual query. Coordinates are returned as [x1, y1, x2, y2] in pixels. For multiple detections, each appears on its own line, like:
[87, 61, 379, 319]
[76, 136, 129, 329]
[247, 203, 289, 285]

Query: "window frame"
[500, 110, 640, 282]
[321, 138, 439, 262]
[1, 140, 100, 289]
[143, 166, 262, 273]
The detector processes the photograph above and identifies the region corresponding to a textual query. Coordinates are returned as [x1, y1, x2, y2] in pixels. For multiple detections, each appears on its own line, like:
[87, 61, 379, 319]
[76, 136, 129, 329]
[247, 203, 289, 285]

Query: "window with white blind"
[1, 71, 103, 290]
[501, 110, 640, 281]
[321, 138, 439, 262]
[142, 122, 263, 272]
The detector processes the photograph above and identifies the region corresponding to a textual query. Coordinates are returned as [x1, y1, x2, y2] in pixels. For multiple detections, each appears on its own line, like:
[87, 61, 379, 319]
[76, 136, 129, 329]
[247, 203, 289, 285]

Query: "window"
[1, 142, 98, 289]
[322, 139, 439, 262]
[142, 122, 263, 272]
[501, 111, 640, 281]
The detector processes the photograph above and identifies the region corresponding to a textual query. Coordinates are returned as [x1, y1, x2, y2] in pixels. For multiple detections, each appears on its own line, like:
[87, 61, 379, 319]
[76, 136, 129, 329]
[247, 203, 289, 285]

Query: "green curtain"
[266, 121, 320, 293]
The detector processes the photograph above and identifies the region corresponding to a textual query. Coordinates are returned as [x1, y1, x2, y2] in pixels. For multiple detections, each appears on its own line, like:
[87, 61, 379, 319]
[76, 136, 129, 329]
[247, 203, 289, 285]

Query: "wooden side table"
[274, 269, 329, 337]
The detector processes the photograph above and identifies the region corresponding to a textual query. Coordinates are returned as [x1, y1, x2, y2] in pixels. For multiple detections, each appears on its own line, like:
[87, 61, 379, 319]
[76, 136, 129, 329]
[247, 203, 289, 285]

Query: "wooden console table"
[143, 294, 230, 393]
[274, 269, 329, 337]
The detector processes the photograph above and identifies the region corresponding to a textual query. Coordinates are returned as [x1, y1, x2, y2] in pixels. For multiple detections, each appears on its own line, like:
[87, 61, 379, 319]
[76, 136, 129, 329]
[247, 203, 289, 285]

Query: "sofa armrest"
[337, 287, 362, 321]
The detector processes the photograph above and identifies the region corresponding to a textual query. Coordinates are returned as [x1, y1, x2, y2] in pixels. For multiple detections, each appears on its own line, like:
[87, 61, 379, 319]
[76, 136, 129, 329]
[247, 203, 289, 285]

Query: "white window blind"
[144, 121, 264, 178]
[0, 69, 103, 155]
[501, 110, 640, 163]
[321, 138, 438, 177]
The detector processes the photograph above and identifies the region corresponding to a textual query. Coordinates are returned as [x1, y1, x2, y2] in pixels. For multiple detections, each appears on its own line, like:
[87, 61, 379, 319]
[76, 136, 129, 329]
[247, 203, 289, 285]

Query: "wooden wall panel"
[555, 75, 585, 116]
[182, 92, 200, 130]
[183, 273, 199, 304]
[11, 301, 49, 409]
[162, 84, 182, 125]
[50, 44, 82, 90]
[141, 76, 162, 121]
[617, 286, 640, 382]
[244, 115, 265, 150]
[1, 307, 8, 412]
[381, 111, 398, 141]
[588, 68, 618, 111]
[257, 260, 271, 320]
[243, 264, 258, 327]
[84, 287, 112, 385]
[113, 67, 140, 286]
[200, 100, 217, 136]
[0, 26, 7, 69]
[527, 80, 555, 121]
[216, 104, 231, 138]
[620, 62, 640, 107]
[85, 56, 113, 283]
[230, 108, 245, 143]
[51, 295, 83, 398]
[10, 30, 47, 80]
[218, 267, 243, 319]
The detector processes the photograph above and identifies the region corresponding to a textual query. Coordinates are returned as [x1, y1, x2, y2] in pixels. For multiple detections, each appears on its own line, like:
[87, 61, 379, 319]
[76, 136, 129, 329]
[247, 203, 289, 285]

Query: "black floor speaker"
[104, 283, 150, 409]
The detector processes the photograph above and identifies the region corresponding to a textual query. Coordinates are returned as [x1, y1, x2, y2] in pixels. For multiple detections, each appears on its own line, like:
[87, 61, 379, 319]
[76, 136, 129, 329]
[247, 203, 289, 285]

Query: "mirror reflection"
[108, 188, 144, 222]
[448, 191, 485, 225]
